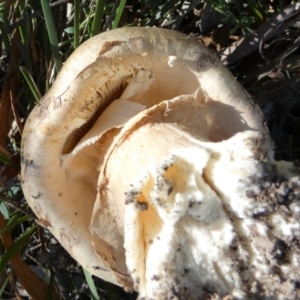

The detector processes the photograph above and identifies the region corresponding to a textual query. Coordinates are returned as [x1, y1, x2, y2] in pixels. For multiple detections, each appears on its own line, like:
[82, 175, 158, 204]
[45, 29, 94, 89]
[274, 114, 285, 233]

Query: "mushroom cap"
[21, 27, 268, 291]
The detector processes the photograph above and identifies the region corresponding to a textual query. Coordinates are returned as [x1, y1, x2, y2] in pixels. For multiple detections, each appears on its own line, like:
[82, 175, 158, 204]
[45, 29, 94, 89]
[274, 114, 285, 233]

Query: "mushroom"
[21, 27, 300, 299]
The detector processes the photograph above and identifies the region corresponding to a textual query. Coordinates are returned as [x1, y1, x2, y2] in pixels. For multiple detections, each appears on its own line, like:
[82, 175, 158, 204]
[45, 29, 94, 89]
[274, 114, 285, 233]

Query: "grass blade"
[18, 3, 31, 70]
[0, 225, 37, 274]
[74, 0, 80, 49]
[0, 4, 11, 53]
[6, 210, 21, 227]
[83, 267, 100, 300]
[91, 0, 105, 37]
[0, 202, 9, 220]
[112, 0, 126, 29]
[46, 270, 55, 300]
[0, 214, 31, 235]
[19, 66, 42, 102]
[0, 153, 19, 170]
[0, 153, 13, 166]
[40, 0, 62, 72]
[0, 269, 12, 298]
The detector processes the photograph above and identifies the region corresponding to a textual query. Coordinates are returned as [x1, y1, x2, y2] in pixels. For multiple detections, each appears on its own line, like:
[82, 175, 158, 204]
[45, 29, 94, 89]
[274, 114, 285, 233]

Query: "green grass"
[0, 0, 298, 299]
[40, 0, 62, 73]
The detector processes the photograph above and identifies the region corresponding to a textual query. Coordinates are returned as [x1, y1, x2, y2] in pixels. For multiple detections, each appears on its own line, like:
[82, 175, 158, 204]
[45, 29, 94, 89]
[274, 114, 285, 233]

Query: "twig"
[240, 40, 300, 85]
[221, 3, 300, 65]
[1, 196, 36, 219]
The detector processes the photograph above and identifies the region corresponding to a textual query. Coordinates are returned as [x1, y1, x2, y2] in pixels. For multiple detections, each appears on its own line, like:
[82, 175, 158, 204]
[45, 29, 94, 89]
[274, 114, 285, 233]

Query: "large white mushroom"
[21, 27, 300, 299]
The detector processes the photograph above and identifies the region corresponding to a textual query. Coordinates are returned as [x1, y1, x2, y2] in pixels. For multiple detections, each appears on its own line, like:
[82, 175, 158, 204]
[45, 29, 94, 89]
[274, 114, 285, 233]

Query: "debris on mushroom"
[21, 27, 300, 299]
